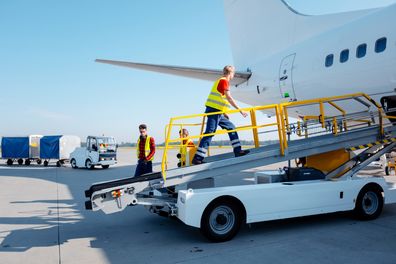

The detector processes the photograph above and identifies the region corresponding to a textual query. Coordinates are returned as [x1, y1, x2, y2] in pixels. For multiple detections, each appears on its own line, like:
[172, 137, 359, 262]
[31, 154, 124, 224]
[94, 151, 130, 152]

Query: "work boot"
[192, 159, 206, 165]
[235, 150, 250, 157]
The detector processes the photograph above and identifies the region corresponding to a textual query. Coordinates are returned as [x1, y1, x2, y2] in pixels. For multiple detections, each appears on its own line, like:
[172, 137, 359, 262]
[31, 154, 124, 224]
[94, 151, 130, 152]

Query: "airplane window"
[340, 49, 349, 63]
[356, 44, 367, 58]
[375, 37, 387, 53]
[325, 54, 333, 67]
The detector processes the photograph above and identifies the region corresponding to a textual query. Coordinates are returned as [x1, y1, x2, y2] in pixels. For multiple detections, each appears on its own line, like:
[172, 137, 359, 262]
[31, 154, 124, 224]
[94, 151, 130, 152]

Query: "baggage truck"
[1, 137, 29, 165]
[40, 135, 81, 166]
[70, 136, 117, 169]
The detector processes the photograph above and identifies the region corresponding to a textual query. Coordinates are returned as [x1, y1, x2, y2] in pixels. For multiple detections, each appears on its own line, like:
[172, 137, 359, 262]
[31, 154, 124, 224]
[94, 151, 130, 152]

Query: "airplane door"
[279, 54, 296, 100]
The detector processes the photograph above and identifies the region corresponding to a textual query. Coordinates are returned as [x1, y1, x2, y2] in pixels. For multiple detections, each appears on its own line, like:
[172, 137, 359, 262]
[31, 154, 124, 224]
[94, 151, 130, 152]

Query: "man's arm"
[225, 90, 248, 117]
[146, 137, 156, 161]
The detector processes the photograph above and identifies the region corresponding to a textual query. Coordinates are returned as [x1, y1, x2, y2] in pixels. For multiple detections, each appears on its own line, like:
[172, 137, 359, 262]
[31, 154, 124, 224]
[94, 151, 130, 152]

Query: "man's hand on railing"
[240, 110, 248, 118]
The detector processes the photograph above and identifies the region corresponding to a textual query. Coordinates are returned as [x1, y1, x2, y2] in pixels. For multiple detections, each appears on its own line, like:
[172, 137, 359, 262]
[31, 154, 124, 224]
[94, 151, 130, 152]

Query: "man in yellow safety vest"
[177, 128, 196, 167]
[192, 65, 249, 165]
[135, 124, 156, 177]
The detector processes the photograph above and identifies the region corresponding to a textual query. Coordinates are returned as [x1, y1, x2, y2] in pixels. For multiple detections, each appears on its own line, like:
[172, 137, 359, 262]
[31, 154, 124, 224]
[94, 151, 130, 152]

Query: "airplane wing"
[95, 59, 251, 86]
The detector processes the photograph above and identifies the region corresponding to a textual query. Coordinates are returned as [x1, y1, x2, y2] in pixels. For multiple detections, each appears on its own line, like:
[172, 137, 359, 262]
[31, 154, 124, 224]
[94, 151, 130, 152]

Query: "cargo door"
[279, 54, 296, 100]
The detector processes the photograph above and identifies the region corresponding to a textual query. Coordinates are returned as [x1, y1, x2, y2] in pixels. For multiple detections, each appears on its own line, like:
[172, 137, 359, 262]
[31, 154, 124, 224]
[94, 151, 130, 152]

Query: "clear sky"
[1, 0, 396, 143]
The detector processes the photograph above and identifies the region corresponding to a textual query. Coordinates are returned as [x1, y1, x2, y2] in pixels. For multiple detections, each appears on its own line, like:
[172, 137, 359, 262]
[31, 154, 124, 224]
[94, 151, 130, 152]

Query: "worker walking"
[192, 65, 249, 165]
[135, 124, 155, 177]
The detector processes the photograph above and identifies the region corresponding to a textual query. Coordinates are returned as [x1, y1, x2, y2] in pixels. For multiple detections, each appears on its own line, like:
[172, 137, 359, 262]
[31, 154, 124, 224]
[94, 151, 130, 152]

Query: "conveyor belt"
[85, 125, 396, 199]
[85, 171, 162, 198]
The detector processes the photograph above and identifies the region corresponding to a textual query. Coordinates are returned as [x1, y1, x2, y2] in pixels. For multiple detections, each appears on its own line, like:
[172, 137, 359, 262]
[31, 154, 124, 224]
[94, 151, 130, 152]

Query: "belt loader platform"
[84, 93, 396, 242]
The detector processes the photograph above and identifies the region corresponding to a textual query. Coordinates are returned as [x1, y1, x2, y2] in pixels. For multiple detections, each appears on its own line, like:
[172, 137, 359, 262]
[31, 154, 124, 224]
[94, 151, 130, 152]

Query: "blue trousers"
[134, 160, 153, 177]
[194, 106, 242, 161]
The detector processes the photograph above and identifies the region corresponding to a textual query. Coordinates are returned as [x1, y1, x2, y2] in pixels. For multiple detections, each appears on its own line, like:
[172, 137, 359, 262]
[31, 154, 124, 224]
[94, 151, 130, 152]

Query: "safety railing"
[161, 104, 283, 179]
[161, 92, 386, 180]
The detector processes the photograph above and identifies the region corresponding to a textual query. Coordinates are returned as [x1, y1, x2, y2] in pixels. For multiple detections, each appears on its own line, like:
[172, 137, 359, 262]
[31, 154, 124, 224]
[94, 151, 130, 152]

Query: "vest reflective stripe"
[205, 77, 230, 111]
[136, 136, 154, 161]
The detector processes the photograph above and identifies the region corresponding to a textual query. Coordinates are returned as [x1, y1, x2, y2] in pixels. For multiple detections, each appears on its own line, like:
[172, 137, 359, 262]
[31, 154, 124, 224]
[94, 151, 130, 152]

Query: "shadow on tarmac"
[1, 162, 396, 263]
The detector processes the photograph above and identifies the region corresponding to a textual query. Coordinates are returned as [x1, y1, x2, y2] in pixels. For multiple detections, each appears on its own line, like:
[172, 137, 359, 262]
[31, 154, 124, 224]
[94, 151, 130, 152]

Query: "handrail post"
[275, 105, 285, 155]
[250, 109, 260, 148]
[319, 101, 325, 128]
[162, 118, 174, 181]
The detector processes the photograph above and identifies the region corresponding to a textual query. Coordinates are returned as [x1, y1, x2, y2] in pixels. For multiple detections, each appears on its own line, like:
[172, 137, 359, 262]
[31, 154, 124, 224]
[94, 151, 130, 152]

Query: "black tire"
[70, 159, 77, 169]
[37, 159, 42, 165]
[102, 165, 110, 169]
[385, 166, 390, 176]
[354, 184, 384, 220]
[7, 159, 13, 166]
[200, 198, 243, 242]
[43, 160, 49, 167]
[85, 159, 94, 170]
[56, 161, 61, 167]
[25, 159, 31, 166]
[17, 158, 23, 165]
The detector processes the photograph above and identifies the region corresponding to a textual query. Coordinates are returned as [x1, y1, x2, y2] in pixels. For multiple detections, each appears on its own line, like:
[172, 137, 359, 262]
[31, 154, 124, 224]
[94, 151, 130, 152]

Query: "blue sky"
[1, 0, 396, 143]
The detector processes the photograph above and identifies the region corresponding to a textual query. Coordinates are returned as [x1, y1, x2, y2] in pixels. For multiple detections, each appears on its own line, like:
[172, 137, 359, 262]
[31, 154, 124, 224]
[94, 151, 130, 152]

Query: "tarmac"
[0, 147, 396, 264]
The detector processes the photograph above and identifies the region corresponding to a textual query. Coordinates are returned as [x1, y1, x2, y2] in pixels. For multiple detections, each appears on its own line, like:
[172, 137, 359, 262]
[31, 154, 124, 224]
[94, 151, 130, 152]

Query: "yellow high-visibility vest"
[136, 136, 154, 161]
[179, 139, 195, 166]
[205, 77, 231, 111]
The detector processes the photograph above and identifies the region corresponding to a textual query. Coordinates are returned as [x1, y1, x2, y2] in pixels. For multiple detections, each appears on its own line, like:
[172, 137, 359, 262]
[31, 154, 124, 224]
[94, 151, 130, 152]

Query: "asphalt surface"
[0, 148, 396, 264]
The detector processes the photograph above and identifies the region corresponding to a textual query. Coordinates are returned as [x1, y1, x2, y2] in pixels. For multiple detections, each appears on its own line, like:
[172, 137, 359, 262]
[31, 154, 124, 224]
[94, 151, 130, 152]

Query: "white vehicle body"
[70, 136, 117, 169]
[177, 176, 396, 228]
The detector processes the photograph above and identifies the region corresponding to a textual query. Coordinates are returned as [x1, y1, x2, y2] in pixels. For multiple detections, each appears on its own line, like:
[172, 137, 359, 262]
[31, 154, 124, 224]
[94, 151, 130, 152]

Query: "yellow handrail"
[161, 92, 386, 181]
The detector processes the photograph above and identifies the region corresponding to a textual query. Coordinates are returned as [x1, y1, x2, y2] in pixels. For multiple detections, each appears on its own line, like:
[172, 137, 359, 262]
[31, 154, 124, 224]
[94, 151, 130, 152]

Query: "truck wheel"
[385, 166, 390, 176]
[102, 165, 110, 169]
[354, 184, 383, 220]
[25, 159, 31, 166]
[17, 158, 23, 165]
[44, 160, 49, 166]
[56, 161, 61, 167]
[201, 199, 243, 242]
[85, 159, 94, 170]
[7, 159, 13, 166]
[70, 159, 77, 169]
[37, 159, 42, 165]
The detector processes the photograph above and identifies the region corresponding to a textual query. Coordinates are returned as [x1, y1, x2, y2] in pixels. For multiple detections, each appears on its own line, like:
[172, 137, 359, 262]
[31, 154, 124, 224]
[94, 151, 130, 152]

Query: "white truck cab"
[70, 136, 117, 169]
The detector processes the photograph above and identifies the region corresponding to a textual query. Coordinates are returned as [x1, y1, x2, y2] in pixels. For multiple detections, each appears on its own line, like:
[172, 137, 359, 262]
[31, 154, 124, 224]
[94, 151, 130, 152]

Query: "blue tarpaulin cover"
[1, 137, 29, 159]
[40, 136, 62, 159]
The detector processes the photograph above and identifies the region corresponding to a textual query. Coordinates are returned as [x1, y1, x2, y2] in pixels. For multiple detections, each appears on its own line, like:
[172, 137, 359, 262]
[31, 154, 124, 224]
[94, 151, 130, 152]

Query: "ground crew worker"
[177, 128, 196, 167]
[192, 65, 249, 165]
[134, 124, 155, 177]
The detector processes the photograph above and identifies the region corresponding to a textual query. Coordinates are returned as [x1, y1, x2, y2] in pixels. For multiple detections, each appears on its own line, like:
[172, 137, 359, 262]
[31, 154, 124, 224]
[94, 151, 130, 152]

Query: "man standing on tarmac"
[135, 124, 155, 177]
[192, 65, 250, 165]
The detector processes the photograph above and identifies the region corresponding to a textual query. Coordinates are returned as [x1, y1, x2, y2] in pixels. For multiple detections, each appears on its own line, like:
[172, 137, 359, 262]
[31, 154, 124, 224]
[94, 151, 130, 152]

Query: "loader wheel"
[37, 159, 42, 165]
[101, 165, 110, 169]
[201, 198, 243, 242]
[17, 158, 23, 165]
[85, 159, 94, 170]
[7, 159, 13, 166]
[25, 159, 31, 166]
[70, 159, 77, 169]
[354, 184, 383, 220]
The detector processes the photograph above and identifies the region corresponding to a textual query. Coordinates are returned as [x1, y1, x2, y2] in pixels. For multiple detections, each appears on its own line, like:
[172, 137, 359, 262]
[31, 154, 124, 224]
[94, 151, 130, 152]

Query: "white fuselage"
[231, 3, 396, 115]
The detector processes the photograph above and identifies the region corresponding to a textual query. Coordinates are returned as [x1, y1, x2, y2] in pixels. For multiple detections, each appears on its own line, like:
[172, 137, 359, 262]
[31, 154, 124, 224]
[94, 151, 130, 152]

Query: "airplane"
[96, 0, 396, 118]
